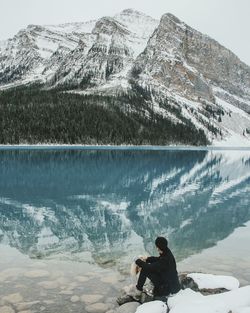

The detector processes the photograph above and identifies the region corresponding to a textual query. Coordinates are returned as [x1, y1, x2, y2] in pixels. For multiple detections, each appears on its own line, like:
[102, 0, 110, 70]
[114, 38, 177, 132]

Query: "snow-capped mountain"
[0, 9, 250, 146]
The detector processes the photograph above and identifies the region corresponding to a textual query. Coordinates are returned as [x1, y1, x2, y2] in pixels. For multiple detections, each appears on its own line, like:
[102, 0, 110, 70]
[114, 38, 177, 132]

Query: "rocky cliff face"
[0, 9, 250, 145]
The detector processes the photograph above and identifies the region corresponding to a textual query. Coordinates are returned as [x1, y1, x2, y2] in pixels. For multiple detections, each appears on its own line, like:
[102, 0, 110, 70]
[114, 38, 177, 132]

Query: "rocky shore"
[109, 273, 250, 313]
[1, 245, 250, 313]
[1, 264, 250, 313]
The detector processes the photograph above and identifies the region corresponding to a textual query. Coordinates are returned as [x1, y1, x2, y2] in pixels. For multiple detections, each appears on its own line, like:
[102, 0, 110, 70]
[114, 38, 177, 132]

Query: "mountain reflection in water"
[0, 149, 249, 267]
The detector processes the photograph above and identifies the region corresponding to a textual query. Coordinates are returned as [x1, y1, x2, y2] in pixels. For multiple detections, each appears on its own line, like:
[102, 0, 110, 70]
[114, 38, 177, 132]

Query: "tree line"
[0, 85, 209, 145]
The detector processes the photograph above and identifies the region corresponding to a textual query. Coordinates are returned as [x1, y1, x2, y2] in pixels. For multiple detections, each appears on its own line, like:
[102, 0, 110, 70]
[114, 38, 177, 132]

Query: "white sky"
[0, 0, 249, 66]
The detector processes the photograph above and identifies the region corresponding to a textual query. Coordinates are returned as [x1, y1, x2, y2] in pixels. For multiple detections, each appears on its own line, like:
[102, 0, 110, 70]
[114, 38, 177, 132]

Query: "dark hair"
[155, 237, 168, 251]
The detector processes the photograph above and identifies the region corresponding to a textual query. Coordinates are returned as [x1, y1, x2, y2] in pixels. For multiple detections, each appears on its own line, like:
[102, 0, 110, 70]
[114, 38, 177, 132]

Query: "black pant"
[136, 268, 170, 296]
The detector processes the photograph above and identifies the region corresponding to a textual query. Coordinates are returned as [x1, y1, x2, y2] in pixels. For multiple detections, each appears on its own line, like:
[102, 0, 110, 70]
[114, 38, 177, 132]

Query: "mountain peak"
[119, 8, 146, 16]
[92, 16, 130, 35]
[160, 12, 185, 29]
[117, 8, 157, 22]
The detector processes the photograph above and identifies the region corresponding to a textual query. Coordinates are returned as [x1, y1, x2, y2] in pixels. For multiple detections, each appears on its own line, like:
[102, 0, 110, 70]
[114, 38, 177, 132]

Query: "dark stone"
[178, 273, 230, 295]
[179, 273, 199, 291]
[116, 294, 135, 306]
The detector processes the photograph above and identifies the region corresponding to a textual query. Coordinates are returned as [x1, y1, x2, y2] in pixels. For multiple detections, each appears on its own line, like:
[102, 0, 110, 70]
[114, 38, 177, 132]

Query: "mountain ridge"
[0, 9, 250, 146]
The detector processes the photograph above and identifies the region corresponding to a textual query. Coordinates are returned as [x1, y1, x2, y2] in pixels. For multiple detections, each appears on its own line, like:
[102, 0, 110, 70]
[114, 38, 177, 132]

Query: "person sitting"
[133, 236, 180, 300]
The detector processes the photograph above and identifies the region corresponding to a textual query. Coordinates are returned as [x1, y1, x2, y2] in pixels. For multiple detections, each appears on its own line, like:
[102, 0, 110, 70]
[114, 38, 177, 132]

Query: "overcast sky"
[0, 0, 249, 65]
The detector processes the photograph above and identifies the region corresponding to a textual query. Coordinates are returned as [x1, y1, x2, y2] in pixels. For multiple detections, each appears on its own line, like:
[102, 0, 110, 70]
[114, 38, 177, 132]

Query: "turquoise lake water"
[0, 147, 250, 312]
[1, 147, 250, 262]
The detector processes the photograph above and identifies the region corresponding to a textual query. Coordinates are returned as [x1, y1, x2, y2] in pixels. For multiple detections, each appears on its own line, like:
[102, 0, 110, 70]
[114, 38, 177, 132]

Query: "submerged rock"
[15, 301, 40, 311]
[75, 275, 90, 282]
[0, 268, 23, 281]
[85, 302, 111, 313]
[70, 295, 80, 303]
[59, 289, 74, 295]
[101, 275, 119, 284]
[0, 306, 15, 313]
[2, 293, 23, 304]
[80, 294, 103, 304]
[38, 280, 59, 289]
[24, 270, 50, 278]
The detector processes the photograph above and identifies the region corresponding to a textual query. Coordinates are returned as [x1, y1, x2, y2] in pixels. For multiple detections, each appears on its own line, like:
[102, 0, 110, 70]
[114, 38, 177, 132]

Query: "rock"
[200, 288, 229, 295]
[15, 301, 40, 311]
[68, 282, 78, 289]
[18, 310, 32, 313]
[56, 277, 68, 285]
[2, 293, 23, 304]
[0, 306, 15, 313]
[24, 270, 50, 278]
[101, 276, 119, 284]
[70, 295, 80, 303]
[50, 270, 64, 278]
[38, 281, 59, 289]
[75, 276, 90, 282]
[14, 284, 26, 289]
[81, 294, 103, 304]
[87, 272, 98, 277]
[116, 294, 135, 306]
[135, 301, 167, 313]
[28, 262, 46, 268]
[179, 273, 199, 291]
[116, 302, 140, 313]
[85, 302, 111, 313]
[43, 300, 55, 305]
[0, 268, 23, 281]
[105, 297, 117, 305]
[59, 290, 74, 295]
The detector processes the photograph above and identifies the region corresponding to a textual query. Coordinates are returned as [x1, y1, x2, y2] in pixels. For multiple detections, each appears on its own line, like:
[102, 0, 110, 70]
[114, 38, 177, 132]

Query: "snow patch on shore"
[134, 273, 249, 313]
[168, 286, 250, 313]
[188, 273, 240, 290]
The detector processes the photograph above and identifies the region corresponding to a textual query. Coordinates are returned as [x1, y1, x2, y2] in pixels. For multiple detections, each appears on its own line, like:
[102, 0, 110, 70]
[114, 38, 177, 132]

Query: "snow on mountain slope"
[0, 9, 249, 146]
[48, 10, 159, 90]
[0, 9, 158, 90]
[44, 20, 97, 34]
[0, 24, 84, 87]
[115, 9, 159, 56]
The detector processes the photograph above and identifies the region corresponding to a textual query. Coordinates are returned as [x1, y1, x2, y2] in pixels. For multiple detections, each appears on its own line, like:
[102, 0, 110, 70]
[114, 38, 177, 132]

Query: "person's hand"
[133, 255, 147, 262]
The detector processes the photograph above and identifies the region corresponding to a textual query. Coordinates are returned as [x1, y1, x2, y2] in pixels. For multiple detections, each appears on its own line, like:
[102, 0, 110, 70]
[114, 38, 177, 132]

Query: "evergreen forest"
[0, 85, 209, 145]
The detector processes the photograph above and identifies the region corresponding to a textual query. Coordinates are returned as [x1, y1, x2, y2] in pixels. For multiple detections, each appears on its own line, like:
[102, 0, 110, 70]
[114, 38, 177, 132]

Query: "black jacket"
[136, 247, 180, 296]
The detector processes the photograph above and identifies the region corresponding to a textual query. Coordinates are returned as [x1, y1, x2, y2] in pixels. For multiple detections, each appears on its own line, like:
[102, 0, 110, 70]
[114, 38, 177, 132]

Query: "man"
[133, 236, 180, 300]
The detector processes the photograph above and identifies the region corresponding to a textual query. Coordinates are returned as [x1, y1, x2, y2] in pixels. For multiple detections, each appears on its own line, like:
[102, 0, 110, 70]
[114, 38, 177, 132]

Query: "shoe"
[116, 294, 134, 305]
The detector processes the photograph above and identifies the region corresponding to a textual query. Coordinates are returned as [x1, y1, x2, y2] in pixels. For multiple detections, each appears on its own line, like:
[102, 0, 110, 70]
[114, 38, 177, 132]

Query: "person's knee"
[140, 267, 150, 276]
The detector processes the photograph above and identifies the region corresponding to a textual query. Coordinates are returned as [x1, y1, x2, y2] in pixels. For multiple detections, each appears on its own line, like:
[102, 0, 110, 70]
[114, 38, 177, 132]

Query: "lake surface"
[0, 147, 250, 312]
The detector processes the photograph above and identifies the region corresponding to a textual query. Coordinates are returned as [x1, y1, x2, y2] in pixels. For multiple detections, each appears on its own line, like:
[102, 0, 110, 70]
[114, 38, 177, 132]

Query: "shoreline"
[1, 244, 250, 312]
[0, 144, 250, 151]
